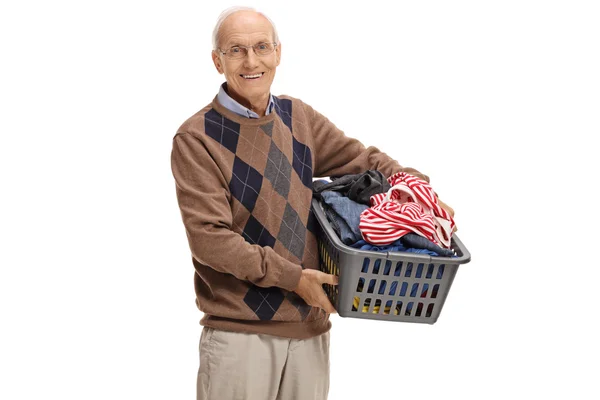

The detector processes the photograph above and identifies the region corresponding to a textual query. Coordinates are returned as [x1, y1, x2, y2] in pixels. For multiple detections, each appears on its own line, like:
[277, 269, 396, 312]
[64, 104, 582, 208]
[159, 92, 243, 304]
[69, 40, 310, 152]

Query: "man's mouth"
[240, 72, 264, 80]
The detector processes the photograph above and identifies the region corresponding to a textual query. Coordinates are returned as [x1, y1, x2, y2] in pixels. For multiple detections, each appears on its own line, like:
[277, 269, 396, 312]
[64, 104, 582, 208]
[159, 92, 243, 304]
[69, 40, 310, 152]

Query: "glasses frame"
[217, 42, 278, 59]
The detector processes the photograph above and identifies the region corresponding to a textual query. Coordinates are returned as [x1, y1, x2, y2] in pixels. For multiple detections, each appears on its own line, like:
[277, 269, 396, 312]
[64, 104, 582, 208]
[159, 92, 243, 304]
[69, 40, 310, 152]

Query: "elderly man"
[171, 6, 443, 400]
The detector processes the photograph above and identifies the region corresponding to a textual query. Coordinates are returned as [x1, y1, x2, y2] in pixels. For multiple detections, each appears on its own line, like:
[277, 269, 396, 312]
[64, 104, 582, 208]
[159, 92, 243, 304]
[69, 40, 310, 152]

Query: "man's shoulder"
[273, 94, 307, 105]
[272, 94, 313, 118]
[175, 101, 215, 139]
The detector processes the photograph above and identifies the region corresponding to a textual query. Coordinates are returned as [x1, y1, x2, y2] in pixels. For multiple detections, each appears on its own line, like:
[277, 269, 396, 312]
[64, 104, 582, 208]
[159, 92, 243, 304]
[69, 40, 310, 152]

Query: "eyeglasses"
[218, 42, 278, 59]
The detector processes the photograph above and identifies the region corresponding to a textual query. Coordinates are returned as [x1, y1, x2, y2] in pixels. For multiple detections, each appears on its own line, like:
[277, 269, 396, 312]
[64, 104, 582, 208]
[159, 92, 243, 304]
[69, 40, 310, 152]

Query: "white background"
[1, 0, 599, 399]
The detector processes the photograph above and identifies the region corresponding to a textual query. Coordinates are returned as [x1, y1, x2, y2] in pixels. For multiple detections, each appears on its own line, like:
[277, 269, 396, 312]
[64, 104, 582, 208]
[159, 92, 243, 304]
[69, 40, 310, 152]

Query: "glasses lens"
[227, 47, 246, 59]
[254, 43, 274, 55]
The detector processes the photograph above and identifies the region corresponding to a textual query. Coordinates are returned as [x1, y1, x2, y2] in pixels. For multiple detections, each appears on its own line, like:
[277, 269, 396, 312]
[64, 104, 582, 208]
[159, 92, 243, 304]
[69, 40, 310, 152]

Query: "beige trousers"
[197, 327, 330, 400]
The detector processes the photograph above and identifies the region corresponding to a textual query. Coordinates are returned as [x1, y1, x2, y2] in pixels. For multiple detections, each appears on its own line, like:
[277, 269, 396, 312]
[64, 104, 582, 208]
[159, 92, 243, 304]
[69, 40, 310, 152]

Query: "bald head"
[212, 7, 279, 50]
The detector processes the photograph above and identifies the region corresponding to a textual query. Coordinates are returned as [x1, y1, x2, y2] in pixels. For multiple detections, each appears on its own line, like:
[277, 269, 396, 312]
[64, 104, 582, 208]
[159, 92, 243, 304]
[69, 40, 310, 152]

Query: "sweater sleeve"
[304, 102, 430, 182]
[171, 132, 302, 291]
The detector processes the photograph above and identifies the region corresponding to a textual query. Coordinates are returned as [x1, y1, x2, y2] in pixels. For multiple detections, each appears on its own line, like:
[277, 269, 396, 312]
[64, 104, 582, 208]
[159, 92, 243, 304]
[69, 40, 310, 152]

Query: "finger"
[318, 272, 339, 285]
[320, 300, 337, 314]
[327, 300, 337, 314]
[317, 291, 336, 314]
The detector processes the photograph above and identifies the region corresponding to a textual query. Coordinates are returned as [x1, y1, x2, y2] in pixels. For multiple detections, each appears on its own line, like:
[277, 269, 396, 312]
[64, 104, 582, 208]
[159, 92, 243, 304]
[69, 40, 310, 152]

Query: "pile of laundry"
[313, 169, 456, 255]
[313, 170, 457, 315]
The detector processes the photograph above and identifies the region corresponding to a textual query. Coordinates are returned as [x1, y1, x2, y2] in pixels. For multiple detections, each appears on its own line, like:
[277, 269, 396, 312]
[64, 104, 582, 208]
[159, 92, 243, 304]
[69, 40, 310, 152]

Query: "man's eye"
[231, 47, 242, 53]
[257, 44, 267, 50]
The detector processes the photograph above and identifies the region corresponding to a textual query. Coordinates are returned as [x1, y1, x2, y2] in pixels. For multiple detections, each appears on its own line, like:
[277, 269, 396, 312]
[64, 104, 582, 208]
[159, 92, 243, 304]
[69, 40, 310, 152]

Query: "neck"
[225, 85, 269, 117]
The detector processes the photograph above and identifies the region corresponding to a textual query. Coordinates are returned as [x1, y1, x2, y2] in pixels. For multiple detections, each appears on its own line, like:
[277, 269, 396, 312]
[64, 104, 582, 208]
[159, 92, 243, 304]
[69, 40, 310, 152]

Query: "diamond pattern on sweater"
[260, 121, 274, 137]
[199, 98, 324, 322]
[243, 286, 285, 320]
[277, 203, 306, 260]
[285, 291, 311, 321]
[264, 140, 292, 199]
[204, 109, 240, 154]
[230, 156, 263, 212]
[292, 136, 313, 189]
[273, 97, 293, 133]
[242, 215, 276, 248]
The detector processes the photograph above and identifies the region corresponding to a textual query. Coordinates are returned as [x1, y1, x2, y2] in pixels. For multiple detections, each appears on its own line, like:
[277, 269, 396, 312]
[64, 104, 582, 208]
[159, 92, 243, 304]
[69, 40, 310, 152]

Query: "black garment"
[312, 170, 390, 205]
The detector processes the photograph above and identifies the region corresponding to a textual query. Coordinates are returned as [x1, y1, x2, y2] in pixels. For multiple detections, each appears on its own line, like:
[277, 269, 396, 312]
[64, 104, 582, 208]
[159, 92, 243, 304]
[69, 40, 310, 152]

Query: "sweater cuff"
[277, 261, 303, 291]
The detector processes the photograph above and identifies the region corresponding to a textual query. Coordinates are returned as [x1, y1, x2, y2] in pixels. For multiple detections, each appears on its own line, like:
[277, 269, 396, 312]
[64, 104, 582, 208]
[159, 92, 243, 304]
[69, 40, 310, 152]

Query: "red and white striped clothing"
[358, 172, 455, 248]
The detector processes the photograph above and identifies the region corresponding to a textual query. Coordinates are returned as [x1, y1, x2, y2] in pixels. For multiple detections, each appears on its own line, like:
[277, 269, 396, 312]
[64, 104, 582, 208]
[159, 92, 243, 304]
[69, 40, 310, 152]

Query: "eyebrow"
[227, 39, 271, 47]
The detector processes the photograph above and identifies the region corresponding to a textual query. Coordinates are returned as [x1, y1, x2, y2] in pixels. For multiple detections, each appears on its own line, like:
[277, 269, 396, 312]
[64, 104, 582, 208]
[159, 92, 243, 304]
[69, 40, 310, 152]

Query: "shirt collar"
[217, 82, 274, 119]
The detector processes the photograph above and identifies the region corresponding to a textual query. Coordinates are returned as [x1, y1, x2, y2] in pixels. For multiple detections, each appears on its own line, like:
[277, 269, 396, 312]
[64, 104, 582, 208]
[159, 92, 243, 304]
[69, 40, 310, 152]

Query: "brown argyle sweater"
[171, 95, 429, 339]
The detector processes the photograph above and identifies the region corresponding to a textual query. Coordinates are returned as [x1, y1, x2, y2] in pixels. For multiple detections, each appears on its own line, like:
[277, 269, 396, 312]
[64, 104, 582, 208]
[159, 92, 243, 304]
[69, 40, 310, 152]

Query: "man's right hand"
[294, 269, 338, 314]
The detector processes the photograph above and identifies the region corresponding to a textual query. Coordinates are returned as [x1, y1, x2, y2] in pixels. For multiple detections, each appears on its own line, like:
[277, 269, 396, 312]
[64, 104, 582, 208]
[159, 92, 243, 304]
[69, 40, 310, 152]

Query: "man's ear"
[212, 51, 224, 74]
[275, 42, 282, 66]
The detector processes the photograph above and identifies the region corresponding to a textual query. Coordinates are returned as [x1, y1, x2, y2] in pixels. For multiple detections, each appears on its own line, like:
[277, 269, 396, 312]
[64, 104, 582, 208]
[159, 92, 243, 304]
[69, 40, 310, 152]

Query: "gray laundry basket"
[311, 198, 471, 324]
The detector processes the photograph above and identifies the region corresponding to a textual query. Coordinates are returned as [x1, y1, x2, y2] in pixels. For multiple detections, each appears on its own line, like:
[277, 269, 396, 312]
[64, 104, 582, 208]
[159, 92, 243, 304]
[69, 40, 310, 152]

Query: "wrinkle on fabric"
[313, 170, 390, 205]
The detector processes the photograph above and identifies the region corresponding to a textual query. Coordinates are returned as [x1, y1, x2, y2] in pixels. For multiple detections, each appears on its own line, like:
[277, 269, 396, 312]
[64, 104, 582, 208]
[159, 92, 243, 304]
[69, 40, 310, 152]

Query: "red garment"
[358, 172, 455, 248]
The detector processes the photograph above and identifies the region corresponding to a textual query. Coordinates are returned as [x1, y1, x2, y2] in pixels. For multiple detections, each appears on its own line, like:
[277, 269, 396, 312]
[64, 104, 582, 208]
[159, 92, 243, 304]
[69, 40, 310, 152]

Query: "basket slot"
[372, 259, 381, 274]
[356, 277, 365, 293]
[426, 303, 435, 317]
[410, 283, 419, 297]
[383, 260, 392, 276]
[361, 258, 370, 273]
[426, 263, 434, 279]
[366, 279, 377, 294]
[421, 283, 430, 298]
[388, 281, 398, 296]
[431, 284, 440, 298]
[405, 262, 413, 277]
[394, 261, 403, 277]
[383, 300, 393, 315]
[416, 263, 424, 278]
[326, 251, 333, 274]
[373, 299, 382, 314]
[362, 298, 372, 313]
[396, 301, 404, 315]
[378, 280, 387, 295]
[406, 302, 414, 316]
[436, 264, 445, 279]
[415, 302, 424, 317]
[400, 282, 408, 296]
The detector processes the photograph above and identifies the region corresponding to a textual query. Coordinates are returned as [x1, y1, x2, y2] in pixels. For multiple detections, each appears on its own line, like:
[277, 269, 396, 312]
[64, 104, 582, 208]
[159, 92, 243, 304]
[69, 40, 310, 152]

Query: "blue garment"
[217, 82, 275, 118]
[350, 239, 440, 257]
[401, 233, 455, 257]
[319, 191, 368, 245]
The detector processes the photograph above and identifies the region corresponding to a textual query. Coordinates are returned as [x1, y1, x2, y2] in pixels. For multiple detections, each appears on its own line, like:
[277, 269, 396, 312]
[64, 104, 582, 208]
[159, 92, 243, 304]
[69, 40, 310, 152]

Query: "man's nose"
[243, 48, 259, 68]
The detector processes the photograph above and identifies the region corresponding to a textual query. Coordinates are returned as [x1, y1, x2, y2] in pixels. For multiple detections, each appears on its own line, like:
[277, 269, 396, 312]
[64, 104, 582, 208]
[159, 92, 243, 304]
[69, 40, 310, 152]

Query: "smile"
[240, 72, 264, 79]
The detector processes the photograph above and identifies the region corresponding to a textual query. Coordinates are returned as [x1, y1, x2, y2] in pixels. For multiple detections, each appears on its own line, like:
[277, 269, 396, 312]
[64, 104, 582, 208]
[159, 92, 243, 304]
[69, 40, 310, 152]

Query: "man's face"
[212, 11, 281, 107]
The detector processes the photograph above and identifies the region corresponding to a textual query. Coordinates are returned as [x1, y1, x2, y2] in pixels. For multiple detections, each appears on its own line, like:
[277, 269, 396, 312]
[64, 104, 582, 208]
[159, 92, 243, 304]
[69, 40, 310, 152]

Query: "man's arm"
[304, 102, 430, 182]
[171, 132, 302, 291]
[305, 102, 456, 222]
[172, 132, 339, 311]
